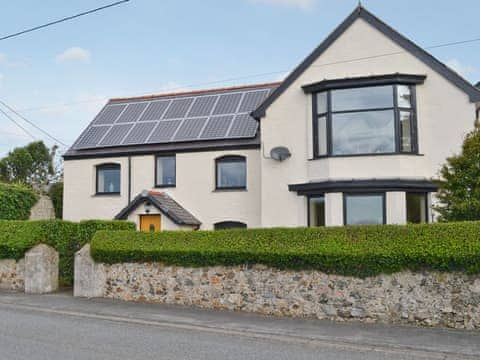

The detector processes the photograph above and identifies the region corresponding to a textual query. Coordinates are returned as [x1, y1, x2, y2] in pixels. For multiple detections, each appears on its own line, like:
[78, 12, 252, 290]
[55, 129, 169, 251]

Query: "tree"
[0, 141, 57, 188]
[48, 181, 63, 219]
[435, 129, 480, 221]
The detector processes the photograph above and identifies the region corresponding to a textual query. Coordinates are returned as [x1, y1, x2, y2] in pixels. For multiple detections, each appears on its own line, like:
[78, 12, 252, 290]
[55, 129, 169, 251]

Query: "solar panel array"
[73, 86, 275, 149]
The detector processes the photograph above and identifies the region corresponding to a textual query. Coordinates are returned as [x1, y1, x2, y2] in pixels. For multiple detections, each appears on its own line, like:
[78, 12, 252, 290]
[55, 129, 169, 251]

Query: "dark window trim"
[214, 221, 247, 230]
[312, 83, 419, 159]
[307, 194, 325, 227]
[302, 74, 426, 93]
[406, 191, 429, 224]
[154, 154, 176, 188]
[215, 155, 247, 191]
[95, 163, 121, 195]
[343, 192, 386, 226]
[289, 179, 438, 196]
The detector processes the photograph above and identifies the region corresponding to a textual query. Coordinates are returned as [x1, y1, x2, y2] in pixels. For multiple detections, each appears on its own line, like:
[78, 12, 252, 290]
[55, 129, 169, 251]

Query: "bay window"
[311, 76, 421, 158]
[344, 193, 385, 225]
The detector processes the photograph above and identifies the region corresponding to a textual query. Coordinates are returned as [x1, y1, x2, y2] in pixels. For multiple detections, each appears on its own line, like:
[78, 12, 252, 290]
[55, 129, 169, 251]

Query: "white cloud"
[446, 59, 478, 79]
[248, 0, 315, 10]
[55, 47, 91, 64]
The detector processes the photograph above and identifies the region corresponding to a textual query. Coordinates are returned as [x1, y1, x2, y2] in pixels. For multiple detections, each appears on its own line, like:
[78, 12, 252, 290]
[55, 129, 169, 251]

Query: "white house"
[63, 6, 480, 231]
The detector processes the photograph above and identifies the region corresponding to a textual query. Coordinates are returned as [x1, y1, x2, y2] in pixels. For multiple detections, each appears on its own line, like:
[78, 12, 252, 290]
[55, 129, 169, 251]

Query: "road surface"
[0, 291, 478, 360]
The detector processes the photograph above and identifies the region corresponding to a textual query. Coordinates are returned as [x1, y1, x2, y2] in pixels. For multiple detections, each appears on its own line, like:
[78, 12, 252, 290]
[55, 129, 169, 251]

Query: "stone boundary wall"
[0, 259, 25, 291]
[0, 244, 59, 294]
[75, 245, 480, 330]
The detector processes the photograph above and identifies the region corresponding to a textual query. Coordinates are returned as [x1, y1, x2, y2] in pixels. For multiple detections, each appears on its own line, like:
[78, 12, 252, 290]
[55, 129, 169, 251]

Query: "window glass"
[397, 85, 412, 108]
[309, 196, 325, 227]
[317, 92, 328, 114]
[400, 111, 413, 152]
[332, 110, 395, 155]
[317, 115, 327, 156]
[216, 157, 246, 189]
[345, 194, 384, 225]
[156, 156, 176, 186]
[214, 221, 247, 230]
[97, 165, 120, 194]
[331, 86, 393, 111]
[406, 193, 428, 223]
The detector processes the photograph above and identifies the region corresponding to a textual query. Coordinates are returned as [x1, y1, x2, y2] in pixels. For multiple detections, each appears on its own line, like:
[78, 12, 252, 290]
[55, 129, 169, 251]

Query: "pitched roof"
[115, 190, 201, 227]
[64, 83, 278, 159]
[252, 6, 480, 119]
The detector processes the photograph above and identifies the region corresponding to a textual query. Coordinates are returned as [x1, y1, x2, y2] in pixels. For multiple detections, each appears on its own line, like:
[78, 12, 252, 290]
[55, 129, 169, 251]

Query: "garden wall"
[75, 244, 480, 330]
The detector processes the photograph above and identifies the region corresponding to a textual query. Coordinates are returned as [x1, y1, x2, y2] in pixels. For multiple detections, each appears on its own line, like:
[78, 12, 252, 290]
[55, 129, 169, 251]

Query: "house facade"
[63, 6, 480, 230]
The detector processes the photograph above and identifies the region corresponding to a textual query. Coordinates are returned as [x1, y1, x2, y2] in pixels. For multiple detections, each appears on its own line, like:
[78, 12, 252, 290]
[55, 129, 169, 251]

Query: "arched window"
[96, 163, 121, 194]
[215, 155, 246, 190]
[214, 221, 247, 230]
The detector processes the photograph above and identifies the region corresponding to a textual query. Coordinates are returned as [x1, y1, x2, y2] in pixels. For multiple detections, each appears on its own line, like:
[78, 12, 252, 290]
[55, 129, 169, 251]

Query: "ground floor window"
[214, 221, 247, 230]
[406, 192, 428, 223]
[308, 196, 325, 227]
[344, 193, 385, 225]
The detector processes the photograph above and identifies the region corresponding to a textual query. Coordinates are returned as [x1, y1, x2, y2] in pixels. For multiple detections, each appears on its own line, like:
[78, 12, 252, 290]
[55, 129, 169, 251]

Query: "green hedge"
[48, 182, 63, 219]
[0, 219, 135, 285]
[91, 222, 480, 277]
[0, 183, 38, 220]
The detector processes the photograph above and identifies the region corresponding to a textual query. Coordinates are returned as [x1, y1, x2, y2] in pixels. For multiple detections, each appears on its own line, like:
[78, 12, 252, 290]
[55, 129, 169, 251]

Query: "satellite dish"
[270, 146, 291, 161]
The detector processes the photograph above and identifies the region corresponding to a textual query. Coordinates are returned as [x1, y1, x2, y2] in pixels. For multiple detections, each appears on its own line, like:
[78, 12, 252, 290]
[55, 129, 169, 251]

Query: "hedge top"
[90, 222, 480, 277]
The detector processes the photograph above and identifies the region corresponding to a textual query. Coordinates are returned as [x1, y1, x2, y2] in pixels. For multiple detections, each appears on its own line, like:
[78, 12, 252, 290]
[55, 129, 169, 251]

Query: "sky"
[0, 0, 479, 157]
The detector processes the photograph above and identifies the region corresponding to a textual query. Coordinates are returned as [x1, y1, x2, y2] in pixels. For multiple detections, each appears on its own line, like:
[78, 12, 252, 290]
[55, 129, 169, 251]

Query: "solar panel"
[228, 114, 258, 138]
[147, 120, 182, 143]
[238, 90, 269, 112]
[116, 102, 148, 123]
[200, 115, 233, 139]
[139, 100, 170, 122]
[174, 117, 208, 141]
[122, 122, 157, 145]
[93, 105, 126, 125]
[163, 98, 194, 119]
[72, 84, 277, 149]
[75, 126, 111, 148]
[212, 93, 242, 115]
[187, 95, 217, 117]
[99, 124, 133, 146]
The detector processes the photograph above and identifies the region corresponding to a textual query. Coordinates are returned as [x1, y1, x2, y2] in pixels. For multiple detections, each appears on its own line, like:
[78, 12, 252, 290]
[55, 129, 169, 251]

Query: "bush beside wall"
[91, 222, 480, 277]
[48, 182, 63, 219]
[0, 219, 135, 285]
[0, 183, 38, 220]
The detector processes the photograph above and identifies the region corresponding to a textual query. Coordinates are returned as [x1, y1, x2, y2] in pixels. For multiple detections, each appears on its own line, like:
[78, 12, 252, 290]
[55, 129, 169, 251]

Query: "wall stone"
[24, 244, 58, 294]
[75, 246, 480, 330]
[74, 244, 106, 298]
[29, 195, 55, 220]
[0, 259, 24, 291]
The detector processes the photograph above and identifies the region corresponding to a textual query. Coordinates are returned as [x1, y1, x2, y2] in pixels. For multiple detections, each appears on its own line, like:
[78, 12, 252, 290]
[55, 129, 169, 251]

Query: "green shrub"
[0, 183, 38, 220]
[0, 219, 135, 286]
[91, 222, 480, 277]
[48, 182, 63, 219]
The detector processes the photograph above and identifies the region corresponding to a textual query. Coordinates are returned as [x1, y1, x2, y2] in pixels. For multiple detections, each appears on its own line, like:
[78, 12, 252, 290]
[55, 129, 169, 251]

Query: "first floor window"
[344, 193, 385, 225]
[314, 84, 417, 157]
[214, 221, 247, 230]
[96, 164, 120, 194]
[156, 155, 176, 187]
[216, 156, 246, 190]
[309, 196, 325, 227]
[406, 193, 428, 223]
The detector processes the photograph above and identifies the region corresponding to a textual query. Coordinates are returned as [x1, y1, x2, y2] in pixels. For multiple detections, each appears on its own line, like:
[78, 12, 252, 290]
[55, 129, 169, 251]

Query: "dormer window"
[305, 74, 425, 158]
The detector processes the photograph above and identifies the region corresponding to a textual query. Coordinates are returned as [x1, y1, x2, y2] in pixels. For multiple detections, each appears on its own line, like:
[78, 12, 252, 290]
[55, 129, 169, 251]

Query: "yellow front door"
[140, 214, 161, 232]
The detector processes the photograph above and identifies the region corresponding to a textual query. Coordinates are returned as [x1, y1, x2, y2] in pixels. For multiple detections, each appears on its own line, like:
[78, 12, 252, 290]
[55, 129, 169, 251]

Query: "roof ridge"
[109, 81, 282, 103]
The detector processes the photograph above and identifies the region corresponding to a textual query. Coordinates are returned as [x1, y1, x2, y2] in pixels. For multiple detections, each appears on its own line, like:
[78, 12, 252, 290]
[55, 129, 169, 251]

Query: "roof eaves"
[252, 6, 480, 119]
